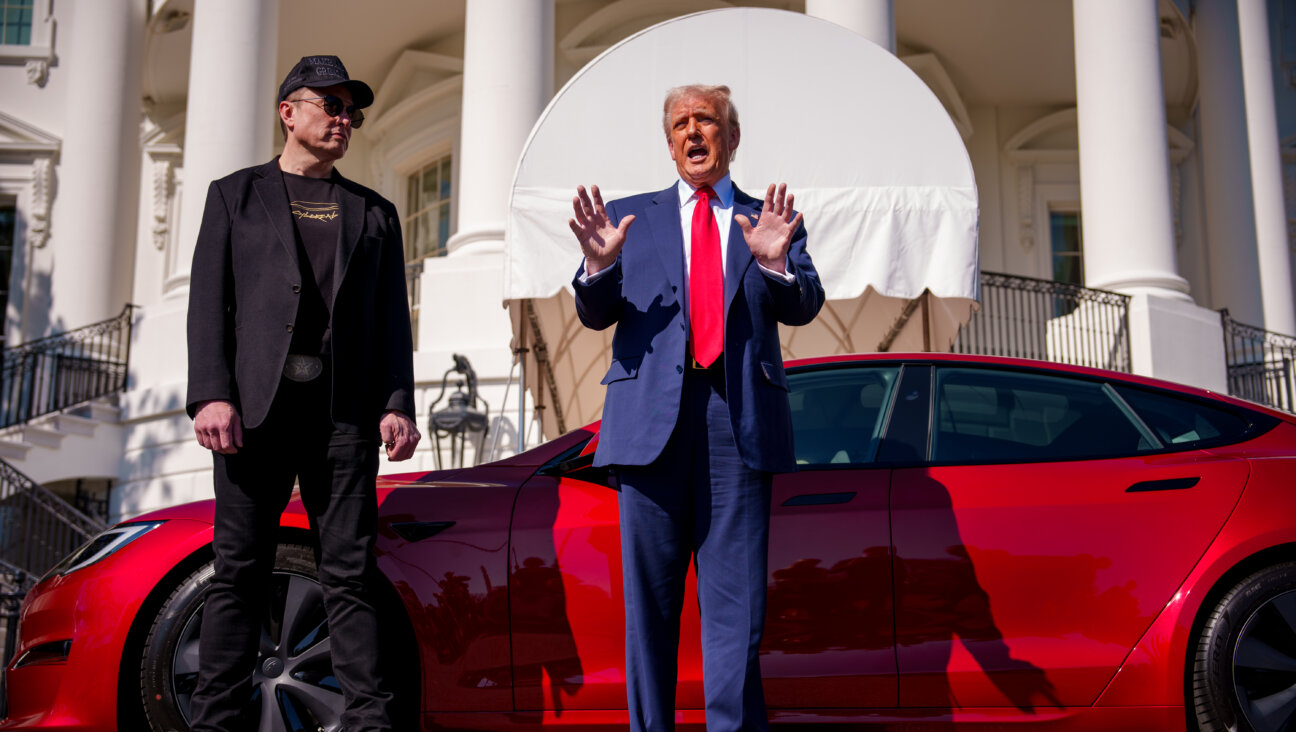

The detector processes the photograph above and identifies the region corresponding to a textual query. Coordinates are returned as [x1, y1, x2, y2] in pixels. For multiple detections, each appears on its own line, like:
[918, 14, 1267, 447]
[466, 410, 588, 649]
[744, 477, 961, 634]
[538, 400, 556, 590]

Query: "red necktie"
[690, 186, 723, 367]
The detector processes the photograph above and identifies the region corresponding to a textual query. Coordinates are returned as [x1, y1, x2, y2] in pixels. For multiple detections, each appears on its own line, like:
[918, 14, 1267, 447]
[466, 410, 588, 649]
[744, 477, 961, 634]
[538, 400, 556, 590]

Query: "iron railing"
[1, 559, 27, 720]
[0, 457, 105, 582]
[953, 272, 1132, 372]
[406, 260, 423, 351]
[0, 305, 135, 429]
[1221, 310, 1296, 413]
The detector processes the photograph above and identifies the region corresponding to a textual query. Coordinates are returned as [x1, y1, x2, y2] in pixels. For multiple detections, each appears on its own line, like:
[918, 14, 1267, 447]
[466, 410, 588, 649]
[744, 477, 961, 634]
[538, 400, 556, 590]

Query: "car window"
[1112, 384, 1254, 449]
[932, 367, 1156, 463]
[788, 366, 900, 466]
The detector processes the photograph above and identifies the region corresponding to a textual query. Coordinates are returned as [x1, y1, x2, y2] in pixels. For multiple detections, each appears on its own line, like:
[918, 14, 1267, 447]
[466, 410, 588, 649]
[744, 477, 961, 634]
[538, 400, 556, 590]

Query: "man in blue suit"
[570, 84, 824, 732]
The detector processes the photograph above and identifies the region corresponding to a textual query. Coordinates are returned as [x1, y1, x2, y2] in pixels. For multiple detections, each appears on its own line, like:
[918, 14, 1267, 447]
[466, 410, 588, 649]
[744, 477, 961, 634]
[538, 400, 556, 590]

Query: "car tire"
[138, 543, 344, 731]
[1192, 561, 1296, 732]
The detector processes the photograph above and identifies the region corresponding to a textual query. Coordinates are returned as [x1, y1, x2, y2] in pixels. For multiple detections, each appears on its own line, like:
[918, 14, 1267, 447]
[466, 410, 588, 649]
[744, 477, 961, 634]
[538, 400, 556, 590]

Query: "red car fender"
[1097, 452, 1296, 707]
[3, 519, 215, 730]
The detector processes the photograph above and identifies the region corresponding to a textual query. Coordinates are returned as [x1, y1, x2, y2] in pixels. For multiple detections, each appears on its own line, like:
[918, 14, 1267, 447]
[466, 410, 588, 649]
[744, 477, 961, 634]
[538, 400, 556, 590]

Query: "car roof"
[786, 352, 1296, 424]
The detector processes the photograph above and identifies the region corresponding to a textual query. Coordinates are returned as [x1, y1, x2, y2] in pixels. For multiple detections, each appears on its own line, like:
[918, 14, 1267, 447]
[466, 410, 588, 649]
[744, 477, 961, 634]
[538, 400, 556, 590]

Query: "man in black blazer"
[185, 55, 419, 732]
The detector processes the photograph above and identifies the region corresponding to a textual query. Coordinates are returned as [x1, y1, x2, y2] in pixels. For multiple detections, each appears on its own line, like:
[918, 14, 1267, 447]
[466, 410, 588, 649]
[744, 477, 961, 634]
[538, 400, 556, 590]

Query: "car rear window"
[1112, 384, 1256, 449]
[932, 367, 1156, 463]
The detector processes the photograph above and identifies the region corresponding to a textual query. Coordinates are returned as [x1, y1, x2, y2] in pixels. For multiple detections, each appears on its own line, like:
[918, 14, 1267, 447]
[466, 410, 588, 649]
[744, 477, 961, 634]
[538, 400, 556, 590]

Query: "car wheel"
[138, 543, 344, 731]
[1192, 562, 1296, 732]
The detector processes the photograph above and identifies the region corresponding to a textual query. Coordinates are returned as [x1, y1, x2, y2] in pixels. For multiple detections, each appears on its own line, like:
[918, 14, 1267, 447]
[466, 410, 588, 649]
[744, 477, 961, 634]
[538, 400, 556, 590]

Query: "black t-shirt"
[282, 171, 340, 356]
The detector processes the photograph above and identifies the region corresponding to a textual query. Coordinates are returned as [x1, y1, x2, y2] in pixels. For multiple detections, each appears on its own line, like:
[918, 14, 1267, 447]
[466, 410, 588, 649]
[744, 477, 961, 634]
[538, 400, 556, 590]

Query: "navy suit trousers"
[616, 361, 772, 732]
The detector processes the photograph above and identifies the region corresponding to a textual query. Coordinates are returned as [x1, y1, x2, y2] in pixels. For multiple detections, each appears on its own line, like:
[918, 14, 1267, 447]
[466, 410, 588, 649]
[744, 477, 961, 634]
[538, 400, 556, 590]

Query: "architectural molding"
[0, 0, 54, 87]
[1006, 108, 1194, 247]
[559, 0, 733, 65]
[900, 53, 973, 140]
[1017, 164, 1034, 251]
[0, 111, 60, 248]
[29, 157, 52, 247]
[368, 49, 463, 122]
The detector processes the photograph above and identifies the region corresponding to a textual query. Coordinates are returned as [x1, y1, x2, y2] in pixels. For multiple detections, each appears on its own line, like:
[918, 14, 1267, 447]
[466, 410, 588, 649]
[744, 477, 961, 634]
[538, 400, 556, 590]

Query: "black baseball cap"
[277, 55, 374, 108]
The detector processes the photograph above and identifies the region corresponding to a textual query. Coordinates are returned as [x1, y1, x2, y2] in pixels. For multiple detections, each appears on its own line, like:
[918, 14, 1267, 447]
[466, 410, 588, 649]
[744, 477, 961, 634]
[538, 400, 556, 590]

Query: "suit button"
[285, 324, 294, 333]
[676, 365, 683, 374]
[291, 284, 301, 293]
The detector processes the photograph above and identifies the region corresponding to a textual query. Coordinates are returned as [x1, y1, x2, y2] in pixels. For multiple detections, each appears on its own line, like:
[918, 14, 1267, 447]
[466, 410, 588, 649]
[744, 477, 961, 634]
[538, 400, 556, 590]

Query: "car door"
[507, 361, 902, 713]
[763, 362, 900, 709]
[889, 365, 1250, 709]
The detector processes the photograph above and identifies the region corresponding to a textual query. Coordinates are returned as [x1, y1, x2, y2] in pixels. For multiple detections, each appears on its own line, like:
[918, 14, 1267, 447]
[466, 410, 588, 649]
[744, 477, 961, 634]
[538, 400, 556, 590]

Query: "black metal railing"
[0, 305, 134, 429]
[0, 457, 104, 583]
[1, 559, 28, 720]
[406, 260, 423, 351]
[1221, 310, 1296, 413]
[953, 272, 1132, 372]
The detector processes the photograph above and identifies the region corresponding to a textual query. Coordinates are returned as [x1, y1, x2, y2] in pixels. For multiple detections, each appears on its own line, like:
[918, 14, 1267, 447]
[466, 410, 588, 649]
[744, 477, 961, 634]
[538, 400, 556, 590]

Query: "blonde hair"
[661, 84, 740, 140]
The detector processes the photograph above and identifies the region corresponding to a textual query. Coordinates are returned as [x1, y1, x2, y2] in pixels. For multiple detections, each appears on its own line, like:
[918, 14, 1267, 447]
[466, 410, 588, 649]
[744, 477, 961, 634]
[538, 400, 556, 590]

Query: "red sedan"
[4, 353, 1295, 731]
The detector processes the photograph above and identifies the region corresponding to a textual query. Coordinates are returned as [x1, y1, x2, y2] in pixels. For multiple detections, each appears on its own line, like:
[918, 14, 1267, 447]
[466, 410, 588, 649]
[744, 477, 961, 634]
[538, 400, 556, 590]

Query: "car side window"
[1112, 384, 1254, 449]
[932, 367, 1155, 463]
[788, 366, 901, 466]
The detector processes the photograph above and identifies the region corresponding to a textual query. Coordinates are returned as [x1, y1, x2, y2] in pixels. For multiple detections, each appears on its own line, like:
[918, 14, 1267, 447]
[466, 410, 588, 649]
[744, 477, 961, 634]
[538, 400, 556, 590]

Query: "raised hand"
[735, 183, 802, 275]
[569, 185, 635, 276]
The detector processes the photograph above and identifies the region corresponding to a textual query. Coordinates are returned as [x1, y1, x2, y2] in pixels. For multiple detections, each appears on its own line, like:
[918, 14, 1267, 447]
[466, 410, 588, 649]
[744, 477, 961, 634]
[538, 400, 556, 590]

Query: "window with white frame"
[0, 198, 15, 336]
[403, 153, 452, 262]
[0, 0, 32, 45]
[1049, 209, 1084, 317]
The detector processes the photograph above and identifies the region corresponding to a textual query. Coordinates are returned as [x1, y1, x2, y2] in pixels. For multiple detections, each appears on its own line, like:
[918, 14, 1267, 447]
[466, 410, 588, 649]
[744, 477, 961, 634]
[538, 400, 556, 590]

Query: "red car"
[4, 353, 1296, 731]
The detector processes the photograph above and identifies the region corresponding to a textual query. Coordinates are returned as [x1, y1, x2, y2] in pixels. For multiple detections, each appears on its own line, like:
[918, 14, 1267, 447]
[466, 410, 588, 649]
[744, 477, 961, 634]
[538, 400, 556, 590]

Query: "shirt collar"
[677, 175, 734, 209]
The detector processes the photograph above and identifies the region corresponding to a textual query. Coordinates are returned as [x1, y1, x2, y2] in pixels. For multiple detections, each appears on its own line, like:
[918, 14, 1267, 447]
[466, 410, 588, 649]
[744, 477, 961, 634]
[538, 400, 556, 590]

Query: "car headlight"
[43, 521, 165, 579]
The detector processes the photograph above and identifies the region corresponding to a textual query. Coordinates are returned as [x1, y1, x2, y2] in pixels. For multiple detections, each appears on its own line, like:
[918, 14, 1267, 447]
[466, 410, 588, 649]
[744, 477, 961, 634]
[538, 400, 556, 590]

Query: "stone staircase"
[0, 397, 124, 486]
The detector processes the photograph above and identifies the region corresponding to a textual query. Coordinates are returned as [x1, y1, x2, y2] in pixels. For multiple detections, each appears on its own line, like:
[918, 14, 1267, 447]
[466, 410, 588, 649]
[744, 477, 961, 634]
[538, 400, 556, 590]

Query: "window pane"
[787, 366, 900, 466]
[421, 166, 437, 203]
[1049, 211, 1084, 286]
[406, 172, 420, 216]
[440, 157, 452, 200]
[933, 367, 1150, 463]
[1113, 385, 1254, 449]
[437, 201, 450, 254]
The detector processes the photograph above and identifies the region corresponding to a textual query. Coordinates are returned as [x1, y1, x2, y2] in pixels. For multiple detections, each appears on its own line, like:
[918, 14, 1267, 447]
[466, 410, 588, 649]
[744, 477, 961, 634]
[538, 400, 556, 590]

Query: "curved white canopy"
[504, 8, 979, 438]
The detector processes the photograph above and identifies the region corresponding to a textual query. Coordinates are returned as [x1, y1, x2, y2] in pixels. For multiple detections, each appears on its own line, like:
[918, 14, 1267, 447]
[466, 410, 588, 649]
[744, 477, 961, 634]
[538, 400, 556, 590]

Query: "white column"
[1195, 0, 1266, 326]
[169, 0, 279, 293]
[1073, 0, 1187, 299]
[1239, 0, 1296, 335]
[448, 0, 554, 255]
[47, 0, 145, 330]
[805, 0, 894, 53]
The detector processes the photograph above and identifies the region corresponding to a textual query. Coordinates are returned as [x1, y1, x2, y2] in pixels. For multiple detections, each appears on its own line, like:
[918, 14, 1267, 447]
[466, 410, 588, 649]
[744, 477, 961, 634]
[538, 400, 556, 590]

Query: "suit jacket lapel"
[725, 187, 757, 316]
[334, 177, 365, 301]
[645, 186, 685, 296]
[253, 162, 299, 270]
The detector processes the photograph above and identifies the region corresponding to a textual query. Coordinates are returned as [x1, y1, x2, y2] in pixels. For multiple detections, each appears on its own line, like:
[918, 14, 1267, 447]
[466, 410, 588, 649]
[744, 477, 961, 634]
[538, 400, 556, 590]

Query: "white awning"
[504, 8, 979, 439]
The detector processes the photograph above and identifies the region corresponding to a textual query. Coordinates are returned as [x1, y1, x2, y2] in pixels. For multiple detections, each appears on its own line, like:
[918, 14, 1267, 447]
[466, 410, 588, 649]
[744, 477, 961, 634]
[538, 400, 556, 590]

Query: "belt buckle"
[283, 354, 323, 382]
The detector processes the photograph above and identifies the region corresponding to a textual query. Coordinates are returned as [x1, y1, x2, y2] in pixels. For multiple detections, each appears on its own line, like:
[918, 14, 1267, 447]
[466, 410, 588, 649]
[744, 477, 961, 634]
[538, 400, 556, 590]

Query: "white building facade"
[0, 0, 1293, 521]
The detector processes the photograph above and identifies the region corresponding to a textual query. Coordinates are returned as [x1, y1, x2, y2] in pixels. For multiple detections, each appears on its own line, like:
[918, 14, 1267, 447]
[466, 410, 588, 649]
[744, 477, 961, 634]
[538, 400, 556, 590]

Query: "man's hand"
[569, 185, 635, 276]
[380, 410, 420, 461]
[194, 400, 243, 455]
[736, 183, 802, 275]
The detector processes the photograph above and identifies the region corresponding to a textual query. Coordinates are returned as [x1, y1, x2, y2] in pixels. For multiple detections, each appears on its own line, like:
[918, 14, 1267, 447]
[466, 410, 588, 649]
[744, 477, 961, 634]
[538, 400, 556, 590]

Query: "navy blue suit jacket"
[573, 183, 824, 473]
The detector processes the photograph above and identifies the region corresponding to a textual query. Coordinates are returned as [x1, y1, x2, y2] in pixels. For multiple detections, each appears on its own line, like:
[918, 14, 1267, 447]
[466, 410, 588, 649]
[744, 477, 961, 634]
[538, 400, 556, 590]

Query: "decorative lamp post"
[427, 354, 490, 470]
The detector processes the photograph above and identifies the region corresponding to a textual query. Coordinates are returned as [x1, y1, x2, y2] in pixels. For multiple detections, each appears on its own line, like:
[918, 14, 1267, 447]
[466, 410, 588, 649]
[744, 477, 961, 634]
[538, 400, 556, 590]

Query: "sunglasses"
[291, 95, 365, 129]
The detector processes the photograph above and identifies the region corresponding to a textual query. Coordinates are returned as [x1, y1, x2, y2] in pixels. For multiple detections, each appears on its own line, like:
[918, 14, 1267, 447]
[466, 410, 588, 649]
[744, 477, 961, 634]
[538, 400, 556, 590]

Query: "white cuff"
[757, 257, 795, 283]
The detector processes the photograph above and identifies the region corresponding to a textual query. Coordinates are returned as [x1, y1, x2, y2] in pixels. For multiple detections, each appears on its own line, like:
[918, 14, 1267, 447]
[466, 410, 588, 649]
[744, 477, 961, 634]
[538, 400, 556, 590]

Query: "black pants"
[189, 375, 392, 732]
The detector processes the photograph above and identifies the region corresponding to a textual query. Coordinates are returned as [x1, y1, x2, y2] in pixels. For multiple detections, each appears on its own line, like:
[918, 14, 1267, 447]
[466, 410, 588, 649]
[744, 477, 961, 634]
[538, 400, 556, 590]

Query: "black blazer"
[186, 158, 415, 433]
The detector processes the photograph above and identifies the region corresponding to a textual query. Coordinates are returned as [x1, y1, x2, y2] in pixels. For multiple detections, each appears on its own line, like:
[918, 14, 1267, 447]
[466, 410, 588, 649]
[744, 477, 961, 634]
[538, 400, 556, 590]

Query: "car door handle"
[389, 521, 456, 541]
[1126, 477, 1200, 493]
[782, 492, 856, 507]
